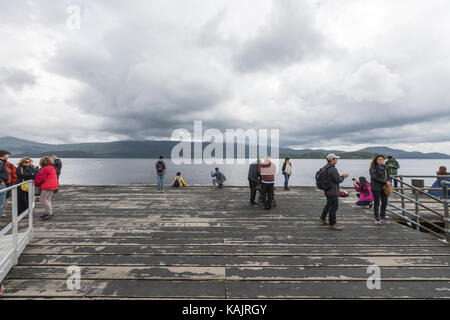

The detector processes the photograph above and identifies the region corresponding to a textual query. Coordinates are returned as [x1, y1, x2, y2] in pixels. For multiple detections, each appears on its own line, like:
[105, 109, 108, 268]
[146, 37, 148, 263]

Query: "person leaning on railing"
[428, 166, 450, 198]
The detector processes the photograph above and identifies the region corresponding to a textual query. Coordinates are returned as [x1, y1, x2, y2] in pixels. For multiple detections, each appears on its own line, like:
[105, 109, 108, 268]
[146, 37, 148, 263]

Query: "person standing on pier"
[385, 156, 400, 188]
[34, 156, 59, 220]
[1, 155, 17, 219]
[0, 151, 11, 222]
[282, 157, 292, 190]
[16, 157, 36, 215]
[319, 154, 348, 230]
[248, 159, 260, 205]
[258, 156, 276, 210]
[51, 155, 62, 194]
[156, 156, 166, 193]
[370, 154, 392, 224]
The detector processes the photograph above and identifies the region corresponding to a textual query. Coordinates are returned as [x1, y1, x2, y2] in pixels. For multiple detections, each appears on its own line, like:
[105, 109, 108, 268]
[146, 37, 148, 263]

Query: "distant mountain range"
[1, 136, 449, 159]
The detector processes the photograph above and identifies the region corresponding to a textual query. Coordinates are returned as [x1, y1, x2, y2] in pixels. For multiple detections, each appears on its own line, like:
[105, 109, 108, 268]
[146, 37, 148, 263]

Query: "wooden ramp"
[1, 186, 449, 299]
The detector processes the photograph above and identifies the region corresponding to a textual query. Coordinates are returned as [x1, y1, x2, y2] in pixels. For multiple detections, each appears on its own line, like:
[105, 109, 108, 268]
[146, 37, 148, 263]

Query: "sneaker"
[161, 190, 165, 193]
[319, 218, 328, 225]
[375, 218, 381, 225]
[40, 214, 49, 220]
[369, 203, 373, 208]
[42, 214, 53, 221]
[381, 218, 391, 224]
[250, 201, 256, 205]
[328, 224, 343, 231]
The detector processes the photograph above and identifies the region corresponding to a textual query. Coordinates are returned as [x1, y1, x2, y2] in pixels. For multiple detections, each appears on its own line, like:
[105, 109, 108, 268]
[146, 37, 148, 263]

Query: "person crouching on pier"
[370, 154, 392, 225]
[319, 154, 349, 230]
[353, 176, 373, 208]
[172, 172, 188, 187]
[210, 168, 224, 188]
[34, 156, 59, 220]
[258, 156, 276, 210]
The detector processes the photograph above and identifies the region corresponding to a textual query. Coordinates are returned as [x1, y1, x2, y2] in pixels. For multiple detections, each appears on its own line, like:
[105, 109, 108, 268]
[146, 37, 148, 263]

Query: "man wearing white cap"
[258, 156, 277, 209]
[319, 154, 349, 230]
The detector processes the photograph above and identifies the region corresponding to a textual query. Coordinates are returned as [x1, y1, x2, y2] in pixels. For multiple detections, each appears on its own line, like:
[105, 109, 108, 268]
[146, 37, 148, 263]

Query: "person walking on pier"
[34, 156, 59, 220]
[385, 156, 400, 188]
[16, 157, 36, 215]
[156, 156, 166, 193]
[282, 157, 292, 190]
[318, 154, 348, 230]
[370, 154, 392, 224]
[248, 159, 260, 205]
[258, 156, 276, 210]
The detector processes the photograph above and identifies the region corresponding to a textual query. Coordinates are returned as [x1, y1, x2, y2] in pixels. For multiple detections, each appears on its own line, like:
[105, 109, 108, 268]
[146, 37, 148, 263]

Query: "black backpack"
[156, 161, 164, 173]
[315, 165, 331, 190]
[173, 177, 180, 187]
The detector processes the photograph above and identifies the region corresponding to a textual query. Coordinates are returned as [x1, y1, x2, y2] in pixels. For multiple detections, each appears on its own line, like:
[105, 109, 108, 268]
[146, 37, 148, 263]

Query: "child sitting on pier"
[171, 172, 188, 188]
[353, 176, 374, 208]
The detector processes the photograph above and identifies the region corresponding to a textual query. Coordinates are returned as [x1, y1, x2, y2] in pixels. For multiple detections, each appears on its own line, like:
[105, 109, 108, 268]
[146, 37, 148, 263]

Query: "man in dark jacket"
[248, 159, 260, 205]
[51, 155, 62, 194]
[320, 154, 348, 230]
[0, 150, 11, 216]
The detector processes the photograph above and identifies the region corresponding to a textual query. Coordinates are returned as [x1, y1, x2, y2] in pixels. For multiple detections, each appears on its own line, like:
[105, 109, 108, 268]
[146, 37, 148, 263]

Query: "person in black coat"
[248, 159, 260, 205]
[51, 155, 62, 194]
[320, 154, 349, 230]
[16, 157, 36, 215]
[369, 154, 392, 224]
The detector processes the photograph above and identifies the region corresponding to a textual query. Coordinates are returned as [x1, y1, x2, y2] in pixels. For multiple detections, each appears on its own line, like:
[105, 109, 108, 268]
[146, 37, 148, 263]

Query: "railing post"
[28, 181, 34, 241]
[443, 182, 449, 243]
[414, 190, 420, 231]
[399, 176, 405, 217]
[11, 188, 19, 265]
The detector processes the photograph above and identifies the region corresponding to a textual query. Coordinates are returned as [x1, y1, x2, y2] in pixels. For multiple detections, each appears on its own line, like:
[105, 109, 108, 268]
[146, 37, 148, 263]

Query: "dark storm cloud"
[233, 0, 324, 72]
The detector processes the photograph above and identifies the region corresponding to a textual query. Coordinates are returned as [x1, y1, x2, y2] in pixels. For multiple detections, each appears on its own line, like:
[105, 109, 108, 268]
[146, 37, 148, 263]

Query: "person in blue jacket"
[428, 166, 450, 198]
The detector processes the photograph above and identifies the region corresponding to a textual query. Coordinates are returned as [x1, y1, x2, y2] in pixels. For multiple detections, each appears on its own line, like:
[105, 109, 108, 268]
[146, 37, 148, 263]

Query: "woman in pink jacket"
[34, 156, 59, 220]
[353, 176, 374, 208]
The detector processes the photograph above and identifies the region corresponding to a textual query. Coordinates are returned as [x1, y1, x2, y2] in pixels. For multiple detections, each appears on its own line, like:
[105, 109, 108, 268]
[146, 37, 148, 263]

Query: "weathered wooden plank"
[225, 281, 450, 299]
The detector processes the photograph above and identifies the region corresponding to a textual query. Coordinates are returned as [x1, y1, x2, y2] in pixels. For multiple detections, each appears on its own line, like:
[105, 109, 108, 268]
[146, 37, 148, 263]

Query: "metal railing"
[387, 175, 449, 243]
[0, 180, 35, 283]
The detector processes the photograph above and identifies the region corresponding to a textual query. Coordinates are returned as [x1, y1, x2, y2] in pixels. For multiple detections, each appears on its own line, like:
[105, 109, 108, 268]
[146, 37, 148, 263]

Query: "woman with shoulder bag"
[369, 154, 392, 225]
[16, 157, 37, 216]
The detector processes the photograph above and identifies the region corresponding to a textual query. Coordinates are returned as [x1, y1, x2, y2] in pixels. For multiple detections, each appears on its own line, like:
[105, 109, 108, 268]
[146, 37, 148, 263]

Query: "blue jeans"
[0, 184, 7, 210]
[157, 174, 165, 191]
[284, 174, 290, 188]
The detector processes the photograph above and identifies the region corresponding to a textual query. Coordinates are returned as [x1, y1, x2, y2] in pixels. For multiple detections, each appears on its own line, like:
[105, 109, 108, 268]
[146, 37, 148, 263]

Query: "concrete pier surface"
[1, 185, 449, 299]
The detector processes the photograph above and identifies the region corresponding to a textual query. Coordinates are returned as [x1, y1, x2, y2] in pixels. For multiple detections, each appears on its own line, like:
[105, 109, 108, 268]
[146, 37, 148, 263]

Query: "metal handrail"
[388, 175, 449, 243]
[0, 180, 35, 283]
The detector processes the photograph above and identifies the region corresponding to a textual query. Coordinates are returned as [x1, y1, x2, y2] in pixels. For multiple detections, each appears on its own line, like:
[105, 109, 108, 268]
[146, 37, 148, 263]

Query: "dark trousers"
[372, 190, 388, 219]
[17, 188, 29, 216]
[261, 183, 274, 208]
[389, 178, 398, 188]
[321, 194, 339, 226]
[249, 180, 258, 204]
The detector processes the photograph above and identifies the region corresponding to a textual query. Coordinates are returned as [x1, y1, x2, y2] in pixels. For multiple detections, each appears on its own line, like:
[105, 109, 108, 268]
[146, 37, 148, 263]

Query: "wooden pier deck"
[1, 185, 449, 299]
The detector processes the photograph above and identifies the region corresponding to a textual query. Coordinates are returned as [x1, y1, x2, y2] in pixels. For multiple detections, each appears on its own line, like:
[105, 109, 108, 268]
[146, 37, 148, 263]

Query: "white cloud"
[338, 60, 404, 103]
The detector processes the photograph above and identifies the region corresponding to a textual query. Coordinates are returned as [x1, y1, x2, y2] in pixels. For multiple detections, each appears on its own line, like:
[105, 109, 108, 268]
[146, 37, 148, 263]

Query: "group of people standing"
[0, 150, 62, 225]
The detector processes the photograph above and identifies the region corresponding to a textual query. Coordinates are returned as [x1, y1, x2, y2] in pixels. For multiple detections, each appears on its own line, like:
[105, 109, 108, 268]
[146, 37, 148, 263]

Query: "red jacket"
[35, 165, 59, 190]
[5, 162, 17, 185]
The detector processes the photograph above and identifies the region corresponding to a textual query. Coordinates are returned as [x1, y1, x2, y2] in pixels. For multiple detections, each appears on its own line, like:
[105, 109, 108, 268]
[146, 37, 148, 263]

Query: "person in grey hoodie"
[319, 154, 349, 230]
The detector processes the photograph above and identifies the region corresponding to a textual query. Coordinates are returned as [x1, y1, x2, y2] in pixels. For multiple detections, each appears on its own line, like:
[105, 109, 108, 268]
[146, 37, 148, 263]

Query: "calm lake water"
[9, 158, 450, 187]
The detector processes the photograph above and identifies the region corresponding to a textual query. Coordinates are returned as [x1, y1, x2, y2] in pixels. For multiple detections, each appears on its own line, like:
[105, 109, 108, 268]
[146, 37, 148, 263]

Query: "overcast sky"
[1, 0, 450, 153]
